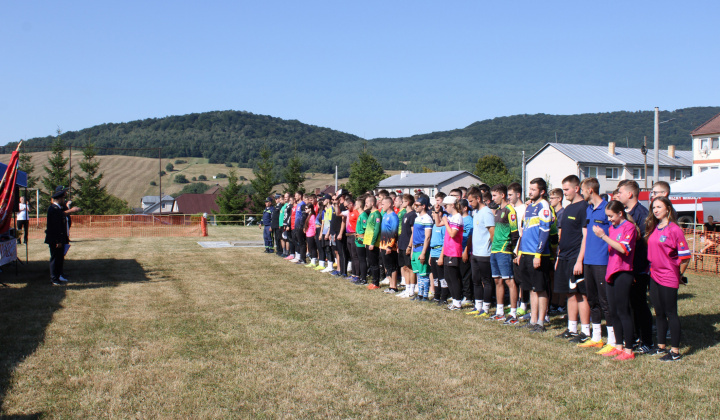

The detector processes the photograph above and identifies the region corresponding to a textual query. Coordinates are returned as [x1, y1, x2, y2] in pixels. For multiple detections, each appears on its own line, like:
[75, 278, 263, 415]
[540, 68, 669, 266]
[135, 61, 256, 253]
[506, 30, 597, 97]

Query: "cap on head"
[416, 195, 430, 208]
[442, 196, 457, 205]
[51, 186, 69, 199]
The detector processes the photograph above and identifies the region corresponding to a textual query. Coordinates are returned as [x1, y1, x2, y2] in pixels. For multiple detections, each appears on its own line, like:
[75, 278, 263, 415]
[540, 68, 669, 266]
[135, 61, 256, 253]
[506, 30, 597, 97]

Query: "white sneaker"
[460, 298, 473, 308]
[321, 266, 334, 273]
[396, 290, 409, 298]
[380, 277, 390, 286]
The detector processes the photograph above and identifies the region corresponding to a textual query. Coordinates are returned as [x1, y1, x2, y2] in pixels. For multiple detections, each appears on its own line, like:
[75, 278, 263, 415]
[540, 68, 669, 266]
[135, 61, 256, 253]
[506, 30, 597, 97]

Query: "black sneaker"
[437, 299, 448, 306]
[568, 332, 590, 344]
[517, 322, 535, 329]
[530, 324, 547, 333]
[503, 316, 519, 325]
[51, 278, 65, 285]
[659, 351, 682, 361]
[411, 295, 421, 301]
[417, 296, 429, 302]
[555, 329, 576, 339]
[634, 344, 653, 355]
[650, 346, 669, 356]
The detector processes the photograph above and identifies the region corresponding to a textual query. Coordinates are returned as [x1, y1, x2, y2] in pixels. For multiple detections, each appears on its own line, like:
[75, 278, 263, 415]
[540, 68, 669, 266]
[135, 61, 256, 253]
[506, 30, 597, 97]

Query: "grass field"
[1, 227, 719, 418]
[0, 152, 350, 209]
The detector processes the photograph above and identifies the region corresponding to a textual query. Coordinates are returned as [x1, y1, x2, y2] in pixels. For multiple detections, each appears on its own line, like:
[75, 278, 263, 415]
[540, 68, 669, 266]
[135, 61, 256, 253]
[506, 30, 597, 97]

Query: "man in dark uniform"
[260, 197, 274, 253]
[45, 186, 79, 285]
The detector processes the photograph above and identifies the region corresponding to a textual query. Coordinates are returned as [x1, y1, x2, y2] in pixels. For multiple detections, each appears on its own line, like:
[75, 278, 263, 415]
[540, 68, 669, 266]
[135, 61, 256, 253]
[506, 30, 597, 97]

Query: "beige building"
[526, 142, 692, 194]
[377, 170, 483, 197]
[691, 113, 720, 175]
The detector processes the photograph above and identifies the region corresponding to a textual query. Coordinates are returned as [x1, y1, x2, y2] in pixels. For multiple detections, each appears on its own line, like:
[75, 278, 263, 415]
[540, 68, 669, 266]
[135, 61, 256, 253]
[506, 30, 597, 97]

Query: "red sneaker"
[367, 284, 380, 290]
[614, 351, 636, 361]
[602, 348, 623, 357]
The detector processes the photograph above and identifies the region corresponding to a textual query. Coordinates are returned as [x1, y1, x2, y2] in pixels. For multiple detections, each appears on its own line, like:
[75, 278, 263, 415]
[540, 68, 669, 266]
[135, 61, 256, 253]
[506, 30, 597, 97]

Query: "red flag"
[0, 151, 20, 234]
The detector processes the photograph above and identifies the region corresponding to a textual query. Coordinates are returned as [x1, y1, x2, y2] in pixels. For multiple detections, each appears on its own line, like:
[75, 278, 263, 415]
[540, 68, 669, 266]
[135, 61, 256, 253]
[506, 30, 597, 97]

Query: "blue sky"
[1, 1, 718, 145]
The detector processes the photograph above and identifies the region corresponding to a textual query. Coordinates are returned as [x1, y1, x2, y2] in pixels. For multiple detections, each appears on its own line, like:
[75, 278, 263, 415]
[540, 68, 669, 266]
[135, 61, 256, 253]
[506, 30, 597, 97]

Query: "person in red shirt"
[345, 195, 360, 279]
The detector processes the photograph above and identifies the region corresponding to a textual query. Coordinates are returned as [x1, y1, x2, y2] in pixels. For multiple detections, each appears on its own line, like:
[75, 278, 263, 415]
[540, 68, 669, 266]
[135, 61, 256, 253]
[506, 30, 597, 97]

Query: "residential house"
[376, 171, 483, 197]
[141, 195, 175, 214]
[526, 142, 692, 194]
[690, 112, 720, 175]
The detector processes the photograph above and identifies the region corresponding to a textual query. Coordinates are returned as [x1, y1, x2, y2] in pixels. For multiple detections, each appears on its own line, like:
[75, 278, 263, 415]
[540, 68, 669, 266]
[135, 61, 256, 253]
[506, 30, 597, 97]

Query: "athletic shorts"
[411, 249, 431, 277]
[382, 250, 399, 273]
[555, 257, 586, 295]
[397, 251, 412, 269]
[490, 252, 514, 279]
[518, 254, 552, 292]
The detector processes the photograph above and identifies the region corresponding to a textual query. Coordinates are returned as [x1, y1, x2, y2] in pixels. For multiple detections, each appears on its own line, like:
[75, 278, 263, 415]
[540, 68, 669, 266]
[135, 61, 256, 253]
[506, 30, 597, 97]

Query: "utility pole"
[158, 147, 162, 216]
[521, 151, 526, 200]
[653, 107, 659, 185]
[642, 136, 648, 190]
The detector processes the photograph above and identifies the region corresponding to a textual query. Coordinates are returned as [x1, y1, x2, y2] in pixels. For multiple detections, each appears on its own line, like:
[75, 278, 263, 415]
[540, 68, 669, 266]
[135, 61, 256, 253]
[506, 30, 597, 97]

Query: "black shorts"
[555, 257, 586, 295]
[518, 254, 551, 292]
[397, 251, 411, 269]
[382, 250, 399, 273]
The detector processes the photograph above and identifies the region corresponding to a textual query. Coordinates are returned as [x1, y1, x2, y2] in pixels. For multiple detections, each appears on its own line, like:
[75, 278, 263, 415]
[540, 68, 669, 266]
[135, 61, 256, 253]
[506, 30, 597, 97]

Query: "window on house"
[712, 138, 719, 149]
[701, 138, 709, 150]
[606, 167, 620, 180]
[581, 166, 597, 179]
[672, 169, 683, 180]
[632, 168, 645, 180]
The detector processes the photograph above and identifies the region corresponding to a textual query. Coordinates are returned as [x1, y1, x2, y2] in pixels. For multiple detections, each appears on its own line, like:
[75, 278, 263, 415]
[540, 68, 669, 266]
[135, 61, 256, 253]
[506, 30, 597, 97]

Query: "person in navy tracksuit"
[261, 197, 274, 253]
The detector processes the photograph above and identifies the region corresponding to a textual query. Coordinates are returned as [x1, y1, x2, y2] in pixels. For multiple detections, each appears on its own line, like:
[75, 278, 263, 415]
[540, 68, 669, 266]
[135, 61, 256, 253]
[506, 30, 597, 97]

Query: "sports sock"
[496, 304, 504, 316]
[520, 302, 527, 311]
[510, 308, 517, 317]
[568, 320, 578, 334]
[581, 324, 591, 336]
[607, 326, 616, 346]
[483, 302, 491, 312]
[440, 279, 447, 288]
[592, 323, 602, 342]
[475, 300, 483, 311]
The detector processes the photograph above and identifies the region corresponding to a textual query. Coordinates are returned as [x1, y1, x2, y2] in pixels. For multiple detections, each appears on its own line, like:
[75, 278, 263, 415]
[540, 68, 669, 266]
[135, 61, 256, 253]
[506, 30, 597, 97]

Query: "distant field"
[0, 152, 350, 209]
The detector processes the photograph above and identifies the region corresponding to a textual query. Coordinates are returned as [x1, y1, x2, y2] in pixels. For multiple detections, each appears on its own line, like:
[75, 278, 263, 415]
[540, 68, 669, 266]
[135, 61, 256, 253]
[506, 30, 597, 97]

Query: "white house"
[376, 170, 483, 197]
[690, 112, 720, 175]
[526, 142, 692, 194]
[141, 195, 176, 214]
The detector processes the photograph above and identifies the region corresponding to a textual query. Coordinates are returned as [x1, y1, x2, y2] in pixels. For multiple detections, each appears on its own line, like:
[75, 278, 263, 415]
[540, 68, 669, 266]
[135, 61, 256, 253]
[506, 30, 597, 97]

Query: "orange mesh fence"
[24, 214, 202, 239]
[683, 228, 720, 274]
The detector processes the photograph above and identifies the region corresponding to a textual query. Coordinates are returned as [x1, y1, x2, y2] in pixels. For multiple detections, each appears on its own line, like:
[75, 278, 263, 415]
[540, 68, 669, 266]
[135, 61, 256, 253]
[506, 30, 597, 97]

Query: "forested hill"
[8, 107, 719, 178]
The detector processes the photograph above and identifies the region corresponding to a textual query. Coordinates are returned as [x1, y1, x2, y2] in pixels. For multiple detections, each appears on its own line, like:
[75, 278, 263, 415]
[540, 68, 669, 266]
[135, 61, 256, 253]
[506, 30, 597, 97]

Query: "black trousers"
[431, 256, 449, 301]
[49, 244, 64, 281]
[631, 273, 653, 345]
[471, 255, 493, 303]
[367, 246, 380, 285]
[294, 228, 306, 262]
[273, 228, 282, 254]
[650, 279, 681, 348]
[585, 264, 610, 325]
[606, 271, 635, 348]
[460, 259, 473, 301]
[444, 258, 463, 301]
[316, 232, 326, 262]
[356, 244, 368, 280]
[306, 235, 318, 261]
[336, 236, 349, 276]
[287, 228, 296, 255]
[18, 220, 29, 244]
[347, 234, 360, 276]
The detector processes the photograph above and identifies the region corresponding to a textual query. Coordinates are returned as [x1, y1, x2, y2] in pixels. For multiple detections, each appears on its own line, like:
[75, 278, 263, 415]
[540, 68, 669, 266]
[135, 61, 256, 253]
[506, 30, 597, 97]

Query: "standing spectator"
[261, 197, 274, 253]
[45, 186, 79, 285]
[646, 197, 691, 361]
[17, 195, 30, 244]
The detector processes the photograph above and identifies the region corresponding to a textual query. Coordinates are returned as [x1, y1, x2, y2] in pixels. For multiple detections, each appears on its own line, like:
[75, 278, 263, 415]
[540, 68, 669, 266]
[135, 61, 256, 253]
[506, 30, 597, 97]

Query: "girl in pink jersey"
[436, 196, 464, 310]
[645, 197, 691, 361]
[592, 200, 638, 361]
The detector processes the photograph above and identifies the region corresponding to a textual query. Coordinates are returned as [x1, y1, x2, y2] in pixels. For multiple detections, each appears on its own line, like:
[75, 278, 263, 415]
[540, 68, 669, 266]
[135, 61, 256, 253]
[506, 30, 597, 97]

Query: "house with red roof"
[691, 113, 720, 175]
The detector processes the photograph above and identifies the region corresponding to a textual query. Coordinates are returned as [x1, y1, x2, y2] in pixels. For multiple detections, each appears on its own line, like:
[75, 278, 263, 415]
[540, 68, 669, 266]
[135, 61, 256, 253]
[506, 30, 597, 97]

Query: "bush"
[175, 159, 187, 164]
[239, 176, 247, 181]
[159, 171, 166, 177]
[150, 181, 157, 186]
[191, 176, 197, 181]
[174, 174, 190, 184]
[216, 173, 228, 179]
[225, 162, 234, 167]
[198, 174, 208, 181]
[166, 163, 174, 172]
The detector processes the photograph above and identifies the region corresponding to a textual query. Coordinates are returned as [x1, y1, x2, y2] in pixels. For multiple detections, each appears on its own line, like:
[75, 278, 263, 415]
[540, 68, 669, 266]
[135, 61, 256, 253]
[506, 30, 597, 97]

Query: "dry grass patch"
[1, 226, 719, 417]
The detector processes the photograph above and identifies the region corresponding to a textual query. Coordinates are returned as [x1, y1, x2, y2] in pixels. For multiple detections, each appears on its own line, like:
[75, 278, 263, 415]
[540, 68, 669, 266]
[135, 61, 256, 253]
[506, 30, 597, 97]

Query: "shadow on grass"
[678, 292, 695, 300]
[679, 312, 720, 356]
[0, 258, 150, 415]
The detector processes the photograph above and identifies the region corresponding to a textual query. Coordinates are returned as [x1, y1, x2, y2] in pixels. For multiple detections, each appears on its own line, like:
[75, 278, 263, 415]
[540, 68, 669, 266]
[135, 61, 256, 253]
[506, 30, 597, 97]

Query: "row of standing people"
[260, 177, 690, 361]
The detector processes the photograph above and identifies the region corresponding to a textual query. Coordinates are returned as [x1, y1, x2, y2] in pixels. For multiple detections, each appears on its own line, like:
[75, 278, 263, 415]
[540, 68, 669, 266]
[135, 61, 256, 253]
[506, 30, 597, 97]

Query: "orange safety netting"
[683, 228, 720, 274]
[24, 214, 202, 239]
